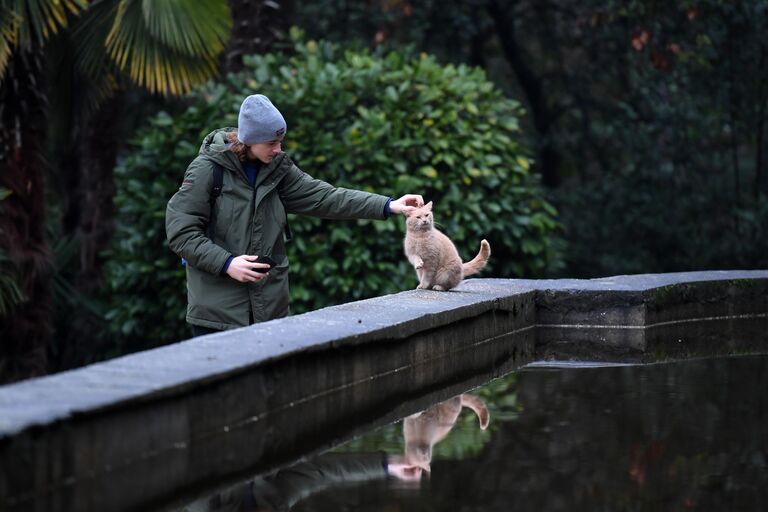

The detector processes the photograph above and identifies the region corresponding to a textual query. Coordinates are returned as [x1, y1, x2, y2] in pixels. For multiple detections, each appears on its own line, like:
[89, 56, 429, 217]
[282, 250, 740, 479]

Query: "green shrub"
[104, 32, 561, 349]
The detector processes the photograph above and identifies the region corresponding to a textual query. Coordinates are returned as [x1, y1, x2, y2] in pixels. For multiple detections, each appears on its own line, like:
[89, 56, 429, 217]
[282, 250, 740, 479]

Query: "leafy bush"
[104, 32, 561, 349]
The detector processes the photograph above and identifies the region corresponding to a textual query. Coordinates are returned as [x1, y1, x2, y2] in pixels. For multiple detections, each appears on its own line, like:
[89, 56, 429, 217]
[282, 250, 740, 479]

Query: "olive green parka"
[166, 128, 389, 330]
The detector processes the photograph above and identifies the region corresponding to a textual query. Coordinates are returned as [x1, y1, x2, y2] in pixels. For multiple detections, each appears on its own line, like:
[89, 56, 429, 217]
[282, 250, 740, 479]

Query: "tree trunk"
[487, 0, 562, 187]
[65, 94, 122, 291]
[0, 50, 53, 383]
[222, 0, 295, 74]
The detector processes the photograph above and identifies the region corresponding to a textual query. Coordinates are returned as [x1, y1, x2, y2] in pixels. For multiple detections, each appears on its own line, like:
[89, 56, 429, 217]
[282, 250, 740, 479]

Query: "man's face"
[248, 139, 283, 164]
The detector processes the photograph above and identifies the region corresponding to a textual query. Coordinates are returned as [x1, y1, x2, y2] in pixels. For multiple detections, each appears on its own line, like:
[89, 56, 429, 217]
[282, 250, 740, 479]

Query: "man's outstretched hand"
[389, 194, 425, 215]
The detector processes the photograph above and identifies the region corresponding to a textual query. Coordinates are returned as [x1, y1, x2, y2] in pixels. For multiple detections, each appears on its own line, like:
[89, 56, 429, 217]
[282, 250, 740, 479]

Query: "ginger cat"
[404, 201, 491, 290]
[403, 393, 490, 472]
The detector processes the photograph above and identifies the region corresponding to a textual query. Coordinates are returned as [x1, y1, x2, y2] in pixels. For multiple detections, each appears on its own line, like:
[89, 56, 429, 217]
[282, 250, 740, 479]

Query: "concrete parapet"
[527, 271, 768, 359]
[0, 271, 766, 511]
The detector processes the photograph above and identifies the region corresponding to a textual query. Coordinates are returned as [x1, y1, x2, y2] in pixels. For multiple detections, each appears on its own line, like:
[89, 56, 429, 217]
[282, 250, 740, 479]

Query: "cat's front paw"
[432, 285, 445, 291]
[416, 283, 426, 289]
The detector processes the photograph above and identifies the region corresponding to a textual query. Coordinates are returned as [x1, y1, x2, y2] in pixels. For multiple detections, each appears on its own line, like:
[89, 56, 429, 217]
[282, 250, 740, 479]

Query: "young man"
[166, 94, 423, 336]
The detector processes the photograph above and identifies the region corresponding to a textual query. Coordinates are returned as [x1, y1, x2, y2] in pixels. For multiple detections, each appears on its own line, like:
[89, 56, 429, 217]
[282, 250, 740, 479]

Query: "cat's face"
[405, 201, 434, 232]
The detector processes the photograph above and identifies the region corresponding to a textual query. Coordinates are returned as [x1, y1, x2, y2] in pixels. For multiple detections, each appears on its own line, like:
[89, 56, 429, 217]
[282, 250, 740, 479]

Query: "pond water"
[174, 354, 768, 511]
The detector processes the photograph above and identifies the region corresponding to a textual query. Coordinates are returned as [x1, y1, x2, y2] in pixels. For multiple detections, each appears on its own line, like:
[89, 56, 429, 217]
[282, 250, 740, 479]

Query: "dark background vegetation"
[1, 0, 766, 383]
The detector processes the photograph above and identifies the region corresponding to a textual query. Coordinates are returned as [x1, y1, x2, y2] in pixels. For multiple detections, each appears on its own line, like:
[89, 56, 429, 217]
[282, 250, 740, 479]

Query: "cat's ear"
[425, 201, 433, 211]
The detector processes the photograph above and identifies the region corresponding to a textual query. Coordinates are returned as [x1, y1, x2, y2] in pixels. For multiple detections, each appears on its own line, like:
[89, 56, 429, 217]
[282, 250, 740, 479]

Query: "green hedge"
[104, 33, 561, 349]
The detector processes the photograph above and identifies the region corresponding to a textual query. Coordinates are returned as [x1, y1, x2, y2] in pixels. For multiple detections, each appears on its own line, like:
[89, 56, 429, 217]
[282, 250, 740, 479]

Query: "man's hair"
[226, 131, 249, 161]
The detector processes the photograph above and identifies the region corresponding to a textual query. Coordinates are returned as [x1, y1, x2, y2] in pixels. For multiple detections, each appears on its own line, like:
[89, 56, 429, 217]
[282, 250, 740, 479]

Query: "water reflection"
[403, 393, 490, 475]
[177, 453, 391, 511]
[175, 354, 768, 511]
[176, 393, 491, 511]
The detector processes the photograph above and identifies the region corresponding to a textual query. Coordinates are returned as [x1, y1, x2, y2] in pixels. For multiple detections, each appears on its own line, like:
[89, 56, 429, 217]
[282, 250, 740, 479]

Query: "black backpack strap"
[206, 159, 293, 244]
[273, 171, 293, 243]
[279, 189, 293, 243]
[207, 161, 224, 241]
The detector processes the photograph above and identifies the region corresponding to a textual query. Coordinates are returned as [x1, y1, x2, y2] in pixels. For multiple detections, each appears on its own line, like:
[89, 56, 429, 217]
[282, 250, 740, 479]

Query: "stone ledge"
[0, 286, 536, 438]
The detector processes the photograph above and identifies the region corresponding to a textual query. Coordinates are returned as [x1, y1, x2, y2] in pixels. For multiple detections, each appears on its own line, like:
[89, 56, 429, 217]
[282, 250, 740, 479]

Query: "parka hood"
[199, 127, 242, 171]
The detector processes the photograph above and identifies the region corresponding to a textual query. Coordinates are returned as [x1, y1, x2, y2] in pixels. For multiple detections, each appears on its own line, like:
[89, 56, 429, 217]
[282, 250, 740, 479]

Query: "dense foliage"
[103, 34, 561, 349]
[550, 1, 768, 275]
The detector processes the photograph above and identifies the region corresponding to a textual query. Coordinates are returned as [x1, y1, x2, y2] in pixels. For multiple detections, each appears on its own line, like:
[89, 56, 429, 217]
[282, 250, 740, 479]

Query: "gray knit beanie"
[237, 94, 287, 144]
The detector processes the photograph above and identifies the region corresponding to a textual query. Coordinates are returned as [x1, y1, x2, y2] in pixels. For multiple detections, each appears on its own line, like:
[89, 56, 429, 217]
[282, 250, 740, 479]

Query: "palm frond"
[50, 235, 107, 317]
[0, 223, 24, 316]
[68, 0, 122, 111]
[125, 40, 219, 95]
[72, 0, 118, 80]
[0, 8, 21, 78]
[141, 0, 230, 57]
[3, 0, 86, 49]
[0, 271, 25, 317]
[0, 0, 86, 80]
[105, 0, 230, 95]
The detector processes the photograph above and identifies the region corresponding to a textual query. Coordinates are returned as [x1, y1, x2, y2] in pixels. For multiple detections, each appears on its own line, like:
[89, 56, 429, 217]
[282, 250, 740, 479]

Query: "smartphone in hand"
[253, 255, 277, 274]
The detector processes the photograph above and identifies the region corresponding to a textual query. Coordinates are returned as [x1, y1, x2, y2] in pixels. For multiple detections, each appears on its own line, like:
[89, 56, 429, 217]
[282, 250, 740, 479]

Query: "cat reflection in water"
[175, 395, 490, 510]
[403, 393, 490, 475]
[404, 201, 491, 291]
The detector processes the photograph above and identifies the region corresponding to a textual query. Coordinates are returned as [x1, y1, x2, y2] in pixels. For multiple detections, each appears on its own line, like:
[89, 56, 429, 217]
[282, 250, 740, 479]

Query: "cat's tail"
[462, 239, 491, 276]
[460, 394, 490, 430]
